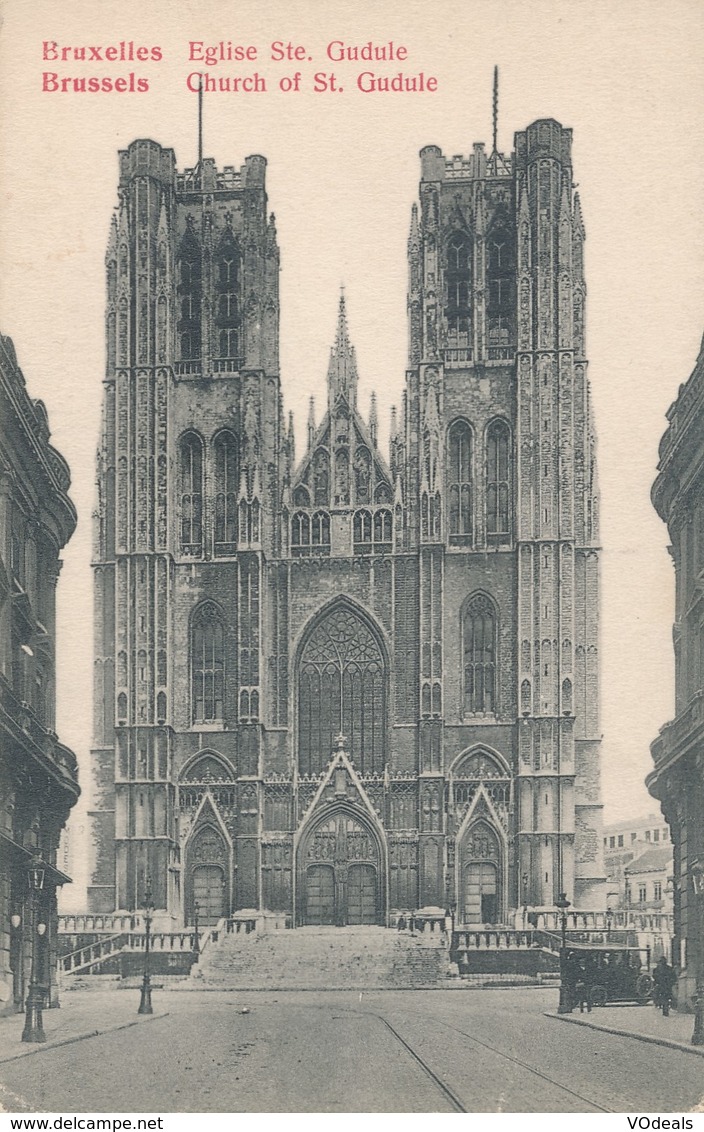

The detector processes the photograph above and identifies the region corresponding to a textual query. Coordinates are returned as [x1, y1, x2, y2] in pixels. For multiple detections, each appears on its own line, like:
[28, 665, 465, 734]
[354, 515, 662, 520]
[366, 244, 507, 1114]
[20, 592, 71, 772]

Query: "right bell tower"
[401, 112, 604, 915]
[513, 119, 602, 910]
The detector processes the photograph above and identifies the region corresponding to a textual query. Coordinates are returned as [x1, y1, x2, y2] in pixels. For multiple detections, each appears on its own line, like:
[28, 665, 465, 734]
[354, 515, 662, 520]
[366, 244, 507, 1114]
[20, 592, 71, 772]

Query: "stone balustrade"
[126, 930, 197, 952]
[59, 913, 136, 934]
[225, 916, 258, 935]
[60, 933, 128, 972]
[453, 930, 535, 953]
[538, 909, 673, 934]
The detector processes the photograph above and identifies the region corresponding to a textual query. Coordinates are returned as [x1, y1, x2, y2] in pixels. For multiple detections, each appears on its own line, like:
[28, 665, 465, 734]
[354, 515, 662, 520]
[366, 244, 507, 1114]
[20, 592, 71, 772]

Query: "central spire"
[327, 287, 358, 411]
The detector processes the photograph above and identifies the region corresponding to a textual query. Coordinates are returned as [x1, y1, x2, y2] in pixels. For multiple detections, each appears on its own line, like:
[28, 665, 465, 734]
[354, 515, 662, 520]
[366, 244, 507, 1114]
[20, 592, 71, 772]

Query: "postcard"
[0, 0, 703, 1118]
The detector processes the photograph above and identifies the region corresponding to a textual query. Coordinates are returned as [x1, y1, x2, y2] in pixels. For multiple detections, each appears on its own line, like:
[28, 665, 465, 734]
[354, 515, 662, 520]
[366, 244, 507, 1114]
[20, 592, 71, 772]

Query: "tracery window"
[291, 511, 311, 556]
[451, 748, 511, 809]
[177, 228, 202, 361]
[215, 230, 242, 362]
[353, 509, 392, 555]
[180, 433, 203, 554]
[311, 511, 331, 555]
[292, 511, 330, 557]
[191, 602, 225, 724]
[373, 509, 392, 548]
[298, 605, 386, 776]
[446, 233, 472, 344]
[463, 595, 497, 714]
[214, 432, 238, 552]
[486, 420, 511, 541]
[487, 228, 515, 358]
[448, 420, 472, 545]
[353, 510, 372, 554]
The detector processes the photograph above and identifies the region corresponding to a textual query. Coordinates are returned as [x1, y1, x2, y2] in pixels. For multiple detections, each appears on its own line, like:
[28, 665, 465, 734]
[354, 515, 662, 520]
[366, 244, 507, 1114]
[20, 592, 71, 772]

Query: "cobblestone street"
[0, 988, 703, 1113]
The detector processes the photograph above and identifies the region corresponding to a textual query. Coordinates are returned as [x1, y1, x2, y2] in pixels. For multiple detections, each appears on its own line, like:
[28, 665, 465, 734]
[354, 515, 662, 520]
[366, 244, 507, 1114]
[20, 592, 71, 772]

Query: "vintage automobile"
[562, 943, 654, 1007]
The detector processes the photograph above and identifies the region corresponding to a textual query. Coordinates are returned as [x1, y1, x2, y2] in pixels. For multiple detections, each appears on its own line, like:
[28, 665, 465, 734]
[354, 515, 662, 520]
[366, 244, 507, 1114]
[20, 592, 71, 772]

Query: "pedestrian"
[653, 956, 677, 1016]
[562, 951, 579, 1012]
[575, 957, 592, 1013]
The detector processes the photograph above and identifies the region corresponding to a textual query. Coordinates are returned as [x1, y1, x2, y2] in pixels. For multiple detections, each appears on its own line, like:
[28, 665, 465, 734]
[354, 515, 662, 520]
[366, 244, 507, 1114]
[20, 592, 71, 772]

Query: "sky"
[1, 0, 703, 900]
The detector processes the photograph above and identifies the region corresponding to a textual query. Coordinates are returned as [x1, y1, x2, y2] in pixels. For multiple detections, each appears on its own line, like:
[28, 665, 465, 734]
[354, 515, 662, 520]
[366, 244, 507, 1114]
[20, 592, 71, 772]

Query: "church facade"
[88, 119, 604, 927]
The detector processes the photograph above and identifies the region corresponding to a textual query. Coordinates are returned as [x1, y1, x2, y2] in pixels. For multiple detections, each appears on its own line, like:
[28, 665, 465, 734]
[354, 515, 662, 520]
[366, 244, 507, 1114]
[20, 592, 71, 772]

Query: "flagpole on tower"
[197, 72, 204, 185]
[492, 65, 499, 158]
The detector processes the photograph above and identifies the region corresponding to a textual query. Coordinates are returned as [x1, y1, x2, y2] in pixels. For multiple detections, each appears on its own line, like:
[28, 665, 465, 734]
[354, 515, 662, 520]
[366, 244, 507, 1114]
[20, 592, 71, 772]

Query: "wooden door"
[306, 864, 335, 925]
[463, 862, 498, 925]
[347, 864, 377, 924]
[192, 864, 225, 925]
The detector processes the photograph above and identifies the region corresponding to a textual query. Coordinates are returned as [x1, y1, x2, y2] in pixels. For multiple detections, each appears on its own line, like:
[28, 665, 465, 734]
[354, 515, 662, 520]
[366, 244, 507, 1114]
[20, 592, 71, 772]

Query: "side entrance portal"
[463, 861, 498, 925]
[298, 809, 384, 926]
[192, 864, 226, 925]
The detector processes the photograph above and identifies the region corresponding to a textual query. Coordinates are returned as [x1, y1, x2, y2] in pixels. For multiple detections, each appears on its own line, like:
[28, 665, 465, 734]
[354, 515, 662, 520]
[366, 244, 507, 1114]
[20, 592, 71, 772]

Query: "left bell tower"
[88, 140, 282, 917]
[90, 141, 178, 915]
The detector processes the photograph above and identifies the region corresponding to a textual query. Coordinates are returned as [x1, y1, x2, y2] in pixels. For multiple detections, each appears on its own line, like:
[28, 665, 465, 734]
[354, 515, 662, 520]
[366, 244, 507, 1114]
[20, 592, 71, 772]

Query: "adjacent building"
[623, 847, 672, 916]
[649, 331, 704, 1005]
[603, 813, 672, 910]
[88, 119, 605, 928]
[0, 334, 79, 1013]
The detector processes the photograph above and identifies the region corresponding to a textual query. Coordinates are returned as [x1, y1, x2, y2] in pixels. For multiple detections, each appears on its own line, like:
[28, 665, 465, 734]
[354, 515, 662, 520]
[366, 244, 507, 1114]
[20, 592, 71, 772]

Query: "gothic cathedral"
[88, 119, 605, 928]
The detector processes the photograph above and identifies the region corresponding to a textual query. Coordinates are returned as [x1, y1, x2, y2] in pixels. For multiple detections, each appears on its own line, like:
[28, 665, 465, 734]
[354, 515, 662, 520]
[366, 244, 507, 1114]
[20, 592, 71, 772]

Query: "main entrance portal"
[299, 811, 383, 926]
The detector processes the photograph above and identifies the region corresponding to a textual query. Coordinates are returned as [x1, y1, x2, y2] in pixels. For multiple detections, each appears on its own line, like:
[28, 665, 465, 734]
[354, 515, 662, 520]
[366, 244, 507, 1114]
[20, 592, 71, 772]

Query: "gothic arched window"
[177, 226, 202, 362]
[180, 432, 203, 554]
[298, 605, 386, 776]
[448, 420, 473, 545]
[215, 229, 241, 363]
[191, 602, 225, 724]
[213, 431, 238, 552]
[311, 511, 330, 555]
[487, 227, 514, 358]
[463, 595, 497, 715]
[374, 509, 393, 549]
[446, 233, 472, 345]
[292, 511, 310, 556]
[451, 747, 511, 810]
[353, 510, 372, 554]
[486, 419, 511, 542]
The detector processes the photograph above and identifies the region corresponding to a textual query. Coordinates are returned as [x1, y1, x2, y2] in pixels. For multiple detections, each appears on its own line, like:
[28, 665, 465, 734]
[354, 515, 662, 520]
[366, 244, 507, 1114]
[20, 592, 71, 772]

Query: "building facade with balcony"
[649, 331, 704, 1006]
[0, 333, 80, 1014]
[87, 119, 605, 930]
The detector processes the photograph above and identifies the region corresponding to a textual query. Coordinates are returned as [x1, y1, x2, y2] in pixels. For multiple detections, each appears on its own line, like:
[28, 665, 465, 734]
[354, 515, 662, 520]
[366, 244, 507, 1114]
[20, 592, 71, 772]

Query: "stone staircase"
[192, 925, 456, 990]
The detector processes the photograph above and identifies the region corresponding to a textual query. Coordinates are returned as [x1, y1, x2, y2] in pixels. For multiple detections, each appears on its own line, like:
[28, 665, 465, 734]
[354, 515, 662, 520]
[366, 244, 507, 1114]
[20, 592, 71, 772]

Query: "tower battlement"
[514, 119, 573, 169]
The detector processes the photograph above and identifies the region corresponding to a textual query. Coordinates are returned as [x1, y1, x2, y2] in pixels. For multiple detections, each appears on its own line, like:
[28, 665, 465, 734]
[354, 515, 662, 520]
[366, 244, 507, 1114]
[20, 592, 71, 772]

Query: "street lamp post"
[193, 901, 200, 959]
[691, 862, 704, 1047]
[606, 905, 613, 941]
[138, 875, 155, 1016]
[22, 857, 46, 1043]
[556, 892, 572, 1015]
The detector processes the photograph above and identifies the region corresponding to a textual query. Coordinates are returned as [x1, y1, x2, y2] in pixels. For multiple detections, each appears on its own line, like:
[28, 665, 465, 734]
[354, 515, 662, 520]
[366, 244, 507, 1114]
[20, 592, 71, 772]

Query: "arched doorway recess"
[297, 806, 385, 926]
[458, 818, 504, 926]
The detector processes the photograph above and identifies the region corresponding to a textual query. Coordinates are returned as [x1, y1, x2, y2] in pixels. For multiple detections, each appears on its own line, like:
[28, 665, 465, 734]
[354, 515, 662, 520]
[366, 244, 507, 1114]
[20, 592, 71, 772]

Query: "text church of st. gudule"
[87, 116, 605, 929]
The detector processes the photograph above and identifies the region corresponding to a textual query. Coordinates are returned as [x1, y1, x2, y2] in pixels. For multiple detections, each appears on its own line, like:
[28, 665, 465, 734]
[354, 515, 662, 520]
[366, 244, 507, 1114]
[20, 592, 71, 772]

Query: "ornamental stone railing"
[59, 913, 137, 934]
[452, 929, 535, 954]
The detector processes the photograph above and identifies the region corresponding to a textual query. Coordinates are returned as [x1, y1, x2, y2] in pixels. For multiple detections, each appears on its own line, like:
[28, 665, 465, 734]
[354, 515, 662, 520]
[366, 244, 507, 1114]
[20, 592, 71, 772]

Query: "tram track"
[372, 1014, 468, 1112]
[404, 1011, 614, 1113]
[332, 1001, 615, 1113]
